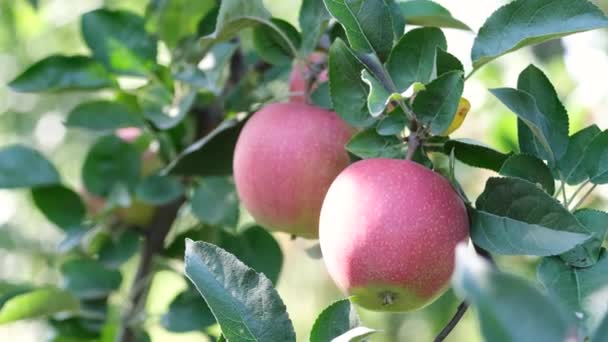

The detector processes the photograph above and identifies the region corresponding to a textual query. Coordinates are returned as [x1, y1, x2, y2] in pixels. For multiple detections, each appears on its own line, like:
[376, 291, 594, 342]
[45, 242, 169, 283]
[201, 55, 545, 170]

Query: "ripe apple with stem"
[233, 102, 353, 239]
[319, 158, 469, 311]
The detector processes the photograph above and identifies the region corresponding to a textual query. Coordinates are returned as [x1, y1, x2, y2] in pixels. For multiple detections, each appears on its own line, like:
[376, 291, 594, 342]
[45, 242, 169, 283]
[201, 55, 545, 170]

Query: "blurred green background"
[2, 0, 608, 341]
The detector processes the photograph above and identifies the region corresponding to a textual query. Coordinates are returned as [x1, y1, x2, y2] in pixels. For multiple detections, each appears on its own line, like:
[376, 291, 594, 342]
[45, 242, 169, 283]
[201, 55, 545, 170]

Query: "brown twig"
[473, 243, 495, 265]
[433, 244, 494, 342]
[405, 133, 420, 160]
[118, 199, 184, 342]
[118, 34, 261, 341]
[434, 301, 470, 342]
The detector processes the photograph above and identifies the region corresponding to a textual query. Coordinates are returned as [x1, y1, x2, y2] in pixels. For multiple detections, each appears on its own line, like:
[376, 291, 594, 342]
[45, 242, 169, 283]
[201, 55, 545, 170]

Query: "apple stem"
[303, 57, 326, 104]
[406, 133, 420, 160]
[433, 301, 469, 342]
[434, 244, 494, 342]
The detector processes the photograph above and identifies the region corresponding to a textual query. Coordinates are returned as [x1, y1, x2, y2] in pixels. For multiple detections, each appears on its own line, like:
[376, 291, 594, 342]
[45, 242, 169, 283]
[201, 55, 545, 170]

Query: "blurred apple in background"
[81, 127, 160, 227]
[289, 52, 329, 103]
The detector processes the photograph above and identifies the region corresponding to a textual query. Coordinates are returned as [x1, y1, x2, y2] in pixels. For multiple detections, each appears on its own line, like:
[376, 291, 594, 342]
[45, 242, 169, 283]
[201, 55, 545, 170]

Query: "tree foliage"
[2, 0, 608, 341]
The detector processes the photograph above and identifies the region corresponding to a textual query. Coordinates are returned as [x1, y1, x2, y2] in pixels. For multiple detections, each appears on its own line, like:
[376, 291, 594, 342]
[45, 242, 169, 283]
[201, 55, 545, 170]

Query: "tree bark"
[118, 199, 183, 342]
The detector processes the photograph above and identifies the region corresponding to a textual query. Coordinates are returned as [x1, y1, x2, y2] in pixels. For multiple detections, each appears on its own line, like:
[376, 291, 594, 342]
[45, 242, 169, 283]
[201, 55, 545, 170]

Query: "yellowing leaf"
[441, 97, 470, 136]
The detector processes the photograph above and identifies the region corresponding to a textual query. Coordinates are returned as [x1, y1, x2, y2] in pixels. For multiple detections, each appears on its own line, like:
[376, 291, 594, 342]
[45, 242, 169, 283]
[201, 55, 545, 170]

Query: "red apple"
[233, 102, 353, 238]
[80, 186, 155, 227]
[319, 158, 469, 311]
[289, 53, 328, 103]
[115, 127, 142, 142]
[81, 127, 160, 226]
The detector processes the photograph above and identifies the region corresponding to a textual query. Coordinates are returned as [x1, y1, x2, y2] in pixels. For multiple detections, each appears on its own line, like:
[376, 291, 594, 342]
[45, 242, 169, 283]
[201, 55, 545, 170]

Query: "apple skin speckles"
[233, 102, 353, 239]
[319, 158, 470, 311]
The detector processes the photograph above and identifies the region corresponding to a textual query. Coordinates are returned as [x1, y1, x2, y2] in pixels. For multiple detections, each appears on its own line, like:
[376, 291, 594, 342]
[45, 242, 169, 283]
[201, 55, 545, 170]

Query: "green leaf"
[329, 18, 347, 42]
[444, 139, 511, 172]
[0, 288, 80, 324]
[560, 209, 608, 268]
[499, 154, 554, 195]
[328, 39, 375, 128]
[200, 0, 296, 57]
[472, 177, 591, 256]
[50, 316, 101, 340]
[376, 108, 407, 136]
[98, 231, 141, 269]
[162, 207, 208, 258]
[557, 125, 602, 185]
[386, 27, 447, 92]
[78, 301, 111, 327]
[490, 87, 568, 162]
[66, 101, 145, 133]
[410, 144, 433, 169]
[145, 0, 216, 48]
[385, 0, 406, 40]
[203, 0, 271, 42]
[174, 42, 238, 96]
[82, 9, 158, 75]
[57, 225, 92, 253]
[397, 0, 471, 31]
[0, 145, 60, 188]
[346, 128, 405, 159]
[361, 70, 392, 117]
[471, 0, 608, 70]
[310, 82, 332, 110]
[138, 83, 196, 130]
[219, 226, 283, 284]
[191, 177, 239, 228]
[161, 288, 216, 332]
[0, 282, 29, 295]
[78, 298, 110, 334]
[436, 48, 463, 77]
[184, 240, 296, 342]
[516, 65, 569, 163]
[135, 174, 184, 205]
[582, 130, 608, 184]
[452, 245, 571, 342]
[310, 299, 361, 342]
[538, 254, 608, 334]
[412, 70, 464, 135]
[61, 259, 122, 299]
[197, 3, 220, 37]
[323, 0, 394, 61]
[0, 282, 34, 309]
[594, 311, 608, 342]
[8, 56, 115, 92]
[82, 135, 141, 197]
[31, 185, 85, 230]
[170, 115, 246, 176]
[253, 18, 301, 65]
[299, 0, 331, 55]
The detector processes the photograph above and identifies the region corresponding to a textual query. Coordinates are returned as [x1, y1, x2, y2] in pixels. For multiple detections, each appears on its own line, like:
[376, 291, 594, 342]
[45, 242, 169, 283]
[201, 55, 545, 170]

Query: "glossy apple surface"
[233, 102, 353, 238]
[319, 158, 469, 311]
